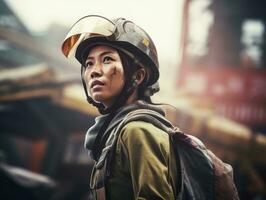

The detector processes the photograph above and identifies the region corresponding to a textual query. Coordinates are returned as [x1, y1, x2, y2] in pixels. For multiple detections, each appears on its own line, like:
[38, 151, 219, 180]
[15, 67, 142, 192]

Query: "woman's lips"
[91, 80, 104, 89]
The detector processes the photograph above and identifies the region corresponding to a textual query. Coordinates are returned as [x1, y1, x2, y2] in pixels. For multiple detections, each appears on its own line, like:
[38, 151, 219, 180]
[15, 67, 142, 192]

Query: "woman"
[61, 15, 238, 200]
[61, 15, 178, 199]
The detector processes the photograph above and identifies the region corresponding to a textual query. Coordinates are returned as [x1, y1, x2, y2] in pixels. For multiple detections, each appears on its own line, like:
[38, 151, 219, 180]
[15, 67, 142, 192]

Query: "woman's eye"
[103, 56, 114, 63]
[85, 60, 93, 68]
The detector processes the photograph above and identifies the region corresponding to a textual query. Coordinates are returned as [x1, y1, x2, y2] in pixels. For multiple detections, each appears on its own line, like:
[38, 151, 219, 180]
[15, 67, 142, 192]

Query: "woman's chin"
[92, 95, 104, 103]
[92, 95, 116, 108]
[91, 94, 107, 104]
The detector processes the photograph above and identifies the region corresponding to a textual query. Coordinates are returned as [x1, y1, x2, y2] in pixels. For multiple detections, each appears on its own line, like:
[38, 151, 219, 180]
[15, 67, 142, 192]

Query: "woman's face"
[84, 45, 125, 107]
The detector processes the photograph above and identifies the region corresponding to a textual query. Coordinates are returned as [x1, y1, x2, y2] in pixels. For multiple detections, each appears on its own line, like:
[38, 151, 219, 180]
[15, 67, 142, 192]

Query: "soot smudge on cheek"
[109, 67, 117, 89]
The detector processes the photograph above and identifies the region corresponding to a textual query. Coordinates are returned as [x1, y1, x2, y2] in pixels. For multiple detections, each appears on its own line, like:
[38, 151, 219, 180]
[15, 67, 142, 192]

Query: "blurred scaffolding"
[168, 0, 266, 199]
[0, 1, 98, 199]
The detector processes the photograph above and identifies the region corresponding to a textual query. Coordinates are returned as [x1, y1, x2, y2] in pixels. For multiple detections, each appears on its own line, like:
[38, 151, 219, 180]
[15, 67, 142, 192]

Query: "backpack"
[113, 109, 239, 200]
[92, 108, 239, 200]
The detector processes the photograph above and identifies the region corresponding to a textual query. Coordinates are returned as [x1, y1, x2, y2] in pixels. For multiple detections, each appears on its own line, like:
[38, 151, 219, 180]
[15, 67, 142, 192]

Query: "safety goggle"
[61, 15, 117, 58]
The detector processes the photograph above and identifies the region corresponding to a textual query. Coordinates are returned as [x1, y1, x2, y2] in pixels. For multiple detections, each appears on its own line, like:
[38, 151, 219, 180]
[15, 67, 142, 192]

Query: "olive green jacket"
[105, 121, 179, 200]
[87, 101, 238, 200]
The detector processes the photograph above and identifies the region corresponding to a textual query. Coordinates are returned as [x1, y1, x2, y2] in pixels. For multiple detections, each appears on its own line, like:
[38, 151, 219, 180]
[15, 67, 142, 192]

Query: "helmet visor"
[62, 15, 116, 58]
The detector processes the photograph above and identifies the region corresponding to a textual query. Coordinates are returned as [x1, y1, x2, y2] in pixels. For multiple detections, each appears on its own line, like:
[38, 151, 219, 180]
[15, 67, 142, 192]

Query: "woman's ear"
[133, 68, 146, 86]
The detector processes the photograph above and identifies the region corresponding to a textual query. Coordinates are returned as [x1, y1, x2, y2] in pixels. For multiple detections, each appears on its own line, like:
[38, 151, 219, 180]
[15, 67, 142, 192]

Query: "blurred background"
[0, 0, 266, 199]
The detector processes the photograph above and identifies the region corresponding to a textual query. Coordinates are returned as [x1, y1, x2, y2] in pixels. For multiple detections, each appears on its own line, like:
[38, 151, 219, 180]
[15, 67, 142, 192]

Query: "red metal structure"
[178, 0, 266, 133]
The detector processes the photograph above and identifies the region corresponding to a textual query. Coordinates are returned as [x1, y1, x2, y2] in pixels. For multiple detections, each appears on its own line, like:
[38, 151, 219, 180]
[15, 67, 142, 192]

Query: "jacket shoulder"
[118, 121, 170, 146]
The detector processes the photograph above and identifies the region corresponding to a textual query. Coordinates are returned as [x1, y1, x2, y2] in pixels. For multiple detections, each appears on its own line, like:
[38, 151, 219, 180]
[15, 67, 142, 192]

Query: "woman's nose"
[90, 64, 102, 79]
